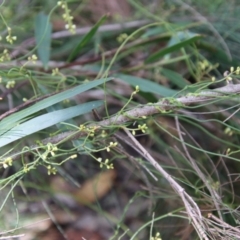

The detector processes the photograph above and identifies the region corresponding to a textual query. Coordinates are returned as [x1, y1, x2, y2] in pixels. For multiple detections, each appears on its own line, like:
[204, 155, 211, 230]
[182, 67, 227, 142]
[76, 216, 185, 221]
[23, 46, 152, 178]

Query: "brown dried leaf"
[74, 170, 116, 204]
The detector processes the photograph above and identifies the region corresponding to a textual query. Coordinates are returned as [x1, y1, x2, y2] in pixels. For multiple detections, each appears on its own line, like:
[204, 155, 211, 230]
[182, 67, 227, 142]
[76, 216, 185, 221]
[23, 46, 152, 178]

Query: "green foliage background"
[1, 0, 240, 239]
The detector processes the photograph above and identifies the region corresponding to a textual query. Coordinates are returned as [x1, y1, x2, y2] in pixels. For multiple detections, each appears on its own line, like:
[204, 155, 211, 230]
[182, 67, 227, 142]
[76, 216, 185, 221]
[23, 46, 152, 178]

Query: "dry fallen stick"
[123, 127, 209, 239]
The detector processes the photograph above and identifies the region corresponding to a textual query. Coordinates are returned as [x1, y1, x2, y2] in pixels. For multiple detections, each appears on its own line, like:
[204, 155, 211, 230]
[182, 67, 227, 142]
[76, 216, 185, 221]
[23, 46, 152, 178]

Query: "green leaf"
[0, 101, 103, 147]
[67, 15, 107, 62]
[35, 12, 52, 70]
[115, 74, 177, 97]
[161, 68, 189, 89]
[38, 85, 86, 149]
[142, 24, 191, 38]
[0, 78, 112, 134]
[146, 33, 202, 63]
[167, 31, 200, 47]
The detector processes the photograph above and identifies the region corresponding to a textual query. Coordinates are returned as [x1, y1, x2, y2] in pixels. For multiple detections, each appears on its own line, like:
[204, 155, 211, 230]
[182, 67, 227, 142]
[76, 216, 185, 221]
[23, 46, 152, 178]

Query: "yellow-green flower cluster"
[132, 123, 148, 135]
[151, 232, 162, 240]
[226, 148, 231, 155]
[47, 143, 58, 156]
[47, 165, 57, 175]
[223, 66, 240, 84]
[79, 125, 98, 137]
[133, 85, 140, 95]
[97, 158, 114, 169]
[6, 80, 16, 89]
[6, 27, 17, 44]
[0, 49, 11, 62]
[57, 1, 76, 34]
[2, 157, 13, 168]
[138, 123, 148, 133]
[236, 67, 240, 75]
[198, 60, 210, 70]
[229, 66, 240, 75]
[224, 127, 233, 136]
[23, 165, 30, 173]
[52, 68, 60, 76]
[79, 124, 86, 131]
[101, 130, 107, 138]
[28, 54, 38, 64]
[70, 154, 77, 159]
[106, 142, 118, 152]
[41, 143, 58, 160]
[117, 33, 128, 43]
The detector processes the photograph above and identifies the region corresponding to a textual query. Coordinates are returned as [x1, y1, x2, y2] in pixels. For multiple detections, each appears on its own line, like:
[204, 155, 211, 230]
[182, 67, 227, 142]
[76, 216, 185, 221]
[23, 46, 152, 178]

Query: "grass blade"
[35, 12, 52, 70]
[115, 74, 177, 97]
[146, 34, 202, 63]
[0, 78, 112, 133]
[67, 15, 107, 62]
[0, 101, 103, 147]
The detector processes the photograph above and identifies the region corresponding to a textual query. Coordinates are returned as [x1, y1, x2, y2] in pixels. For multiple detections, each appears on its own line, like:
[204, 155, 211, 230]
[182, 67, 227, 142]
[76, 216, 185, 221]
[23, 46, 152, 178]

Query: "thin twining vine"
[1, 79, 240, 167]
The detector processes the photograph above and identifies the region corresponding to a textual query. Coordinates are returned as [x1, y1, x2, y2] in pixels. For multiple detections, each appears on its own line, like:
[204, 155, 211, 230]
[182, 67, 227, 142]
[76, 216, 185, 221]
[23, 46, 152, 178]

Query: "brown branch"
[4, 82, 240, 161]
[41, 83, 240, 145]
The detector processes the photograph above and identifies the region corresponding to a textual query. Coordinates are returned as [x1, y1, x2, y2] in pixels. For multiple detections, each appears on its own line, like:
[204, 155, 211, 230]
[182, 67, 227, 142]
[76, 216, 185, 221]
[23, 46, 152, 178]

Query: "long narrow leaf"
[67, 15, 107, 62]
[0, 78, 112, 133]
[35, 12, 52, 70]
[0, 101, 103, 147]
[146, 35, 202, 63]
[115, 74, 177, 97]
[161, 68, 189, 88]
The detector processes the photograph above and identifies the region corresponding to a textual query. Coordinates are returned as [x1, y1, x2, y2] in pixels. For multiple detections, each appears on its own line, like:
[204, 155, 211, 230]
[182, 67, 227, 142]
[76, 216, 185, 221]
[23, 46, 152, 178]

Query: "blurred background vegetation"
[1, 0, 240, 239]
